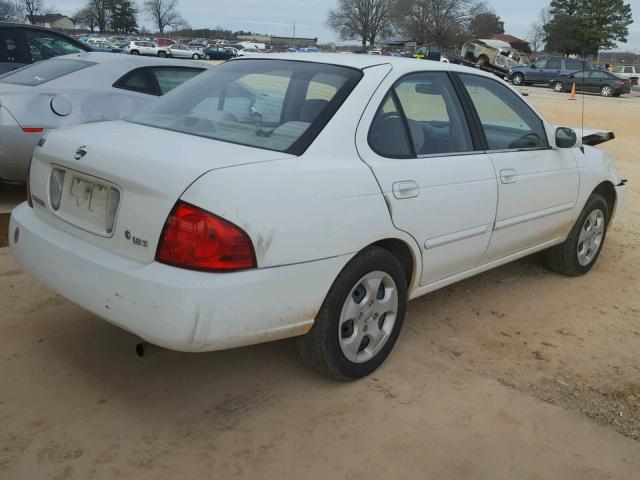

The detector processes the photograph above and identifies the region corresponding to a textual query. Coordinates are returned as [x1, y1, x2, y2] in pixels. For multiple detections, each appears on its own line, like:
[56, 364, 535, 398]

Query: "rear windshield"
[0, 59, 95, 86]
[129, 59, 362, 155]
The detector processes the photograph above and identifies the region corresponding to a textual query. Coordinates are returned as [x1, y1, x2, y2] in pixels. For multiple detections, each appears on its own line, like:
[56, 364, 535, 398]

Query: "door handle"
[392, 181, 419, 199]
[500, 169, 518, 184]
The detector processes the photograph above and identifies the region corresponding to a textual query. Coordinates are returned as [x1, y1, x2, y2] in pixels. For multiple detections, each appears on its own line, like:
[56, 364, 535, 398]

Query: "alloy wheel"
[601, 85, 612, 97]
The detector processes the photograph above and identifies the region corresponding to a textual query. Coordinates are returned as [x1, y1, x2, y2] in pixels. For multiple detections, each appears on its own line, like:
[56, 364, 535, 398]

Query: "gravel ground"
[0, 84, 639, 479]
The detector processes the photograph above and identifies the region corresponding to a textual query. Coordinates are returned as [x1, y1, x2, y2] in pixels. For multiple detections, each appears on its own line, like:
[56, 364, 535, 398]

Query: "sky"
[51, 0, 640, 51]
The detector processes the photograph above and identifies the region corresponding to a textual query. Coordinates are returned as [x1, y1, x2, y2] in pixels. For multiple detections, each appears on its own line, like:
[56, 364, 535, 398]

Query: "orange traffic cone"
[568, 83, 576, 101]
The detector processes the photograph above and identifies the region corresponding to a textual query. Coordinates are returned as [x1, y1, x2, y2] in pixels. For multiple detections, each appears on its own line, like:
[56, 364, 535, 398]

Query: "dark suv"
[509, 58, 592, 86]
[0, 23, 91, 74]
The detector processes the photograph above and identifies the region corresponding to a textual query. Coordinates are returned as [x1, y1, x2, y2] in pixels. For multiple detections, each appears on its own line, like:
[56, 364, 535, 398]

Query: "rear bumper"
[0, 106, 39, 182]
[9, 203, 351, 352]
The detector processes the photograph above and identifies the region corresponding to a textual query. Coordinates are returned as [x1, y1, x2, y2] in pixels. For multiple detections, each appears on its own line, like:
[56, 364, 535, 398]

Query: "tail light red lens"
[156, 201, 256, 272]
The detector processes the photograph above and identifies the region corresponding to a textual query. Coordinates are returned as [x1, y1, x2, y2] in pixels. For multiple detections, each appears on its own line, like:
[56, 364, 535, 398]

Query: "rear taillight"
[156, 201, 256, 272]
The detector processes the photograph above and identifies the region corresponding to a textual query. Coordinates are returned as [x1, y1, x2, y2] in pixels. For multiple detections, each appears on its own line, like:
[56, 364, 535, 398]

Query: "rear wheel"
[157, 51, 166, 58]
[296, 247, 407, 381]
[192, 53, 200, 60]
[553, 81, 564, 92]
[130, 50, 140, 55]
[546, 194, 609, 276]
[205, 54, 211, 60]
[512, 73, 525, 86]
[600, 85, 613, 97]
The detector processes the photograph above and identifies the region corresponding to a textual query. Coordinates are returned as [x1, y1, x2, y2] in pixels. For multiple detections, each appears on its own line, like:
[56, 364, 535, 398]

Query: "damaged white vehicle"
[0, 52, 207, 181]
[10, 54, 627, 380]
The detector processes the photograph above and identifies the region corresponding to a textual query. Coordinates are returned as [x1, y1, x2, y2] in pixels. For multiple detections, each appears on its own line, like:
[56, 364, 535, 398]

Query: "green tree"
[109, 0, 138, 33]
[545, 0, 633, 55]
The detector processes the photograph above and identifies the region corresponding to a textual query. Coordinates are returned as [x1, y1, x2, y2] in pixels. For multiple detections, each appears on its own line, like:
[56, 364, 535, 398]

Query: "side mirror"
[555, 127, 577, 149]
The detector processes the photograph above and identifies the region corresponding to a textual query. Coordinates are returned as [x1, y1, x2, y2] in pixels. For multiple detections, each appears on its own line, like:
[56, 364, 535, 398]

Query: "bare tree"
[527, 8, 550, 54]
[86, 0, 111, 32]
[395, 0, 477, 46]
[74, 5, 98, 32]
[327, 0, 395, 47]
[143, 0, 181, 34]
[0, 0, 16, 21]
[23, 0, 44, 18]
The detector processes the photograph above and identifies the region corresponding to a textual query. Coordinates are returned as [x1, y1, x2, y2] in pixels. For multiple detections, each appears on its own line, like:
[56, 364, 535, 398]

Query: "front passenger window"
[459, 74, 548, 151]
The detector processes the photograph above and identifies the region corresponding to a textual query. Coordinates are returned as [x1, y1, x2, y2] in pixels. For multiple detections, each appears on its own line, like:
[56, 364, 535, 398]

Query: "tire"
[553, 81, 564, 92]
[192, 53, 200, 60]
[512, 73, 525, 86]
[205, 54, 211, 60]
[130, 50, 140, 55]
[296, 246, 408, 381]
[546, 193, 609, 276]
[157, 51, 166, 58]
[600, 85, 613, 97]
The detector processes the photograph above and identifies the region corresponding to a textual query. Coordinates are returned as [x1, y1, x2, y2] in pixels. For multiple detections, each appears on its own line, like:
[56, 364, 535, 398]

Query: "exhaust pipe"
[135, 342, 161, 357]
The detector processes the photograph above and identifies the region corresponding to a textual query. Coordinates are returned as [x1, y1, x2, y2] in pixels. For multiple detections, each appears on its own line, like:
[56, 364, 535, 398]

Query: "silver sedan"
[167, 44, 203, 60]
[0, 52, 208, 182]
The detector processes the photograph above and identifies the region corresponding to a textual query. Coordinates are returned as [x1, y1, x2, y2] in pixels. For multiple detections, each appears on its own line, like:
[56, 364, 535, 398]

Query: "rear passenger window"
[0, 28, 18, 63]
[151, 67, 202, 95]
[546, 59, 561, 69]
[459, 74, 548, 151]
[392, 72, 474, 155]
[114, 68, 155, 94]
[565, 60, 583, 71]
[368, 95, 413, 158]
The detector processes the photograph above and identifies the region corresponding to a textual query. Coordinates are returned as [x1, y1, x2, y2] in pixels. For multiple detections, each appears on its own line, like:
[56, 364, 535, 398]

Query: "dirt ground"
[1, 86, 639, 479]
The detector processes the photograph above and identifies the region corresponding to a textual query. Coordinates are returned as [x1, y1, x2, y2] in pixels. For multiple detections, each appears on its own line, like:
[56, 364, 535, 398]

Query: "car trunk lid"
[29, 120, 293, 263]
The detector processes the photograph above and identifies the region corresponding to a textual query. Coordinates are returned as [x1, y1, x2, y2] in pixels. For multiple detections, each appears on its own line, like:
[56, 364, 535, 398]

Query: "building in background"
[237, 34, 317, 48]
[25, 14, 74, 30]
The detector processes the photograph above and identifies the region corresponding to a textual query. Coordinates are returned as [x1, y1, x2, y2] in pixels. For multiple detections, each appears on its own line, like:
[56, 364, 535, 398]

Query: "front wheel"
[205, 54, 211, 60]
[546, 193, 609, 276]
[553, 81, 564, 92]
[157, 51, 166, 58]
[192, 53, 200, 60]
[601, 85, 613, 97]
[296, 247, 407, 380]
[130, 50, 140, 55]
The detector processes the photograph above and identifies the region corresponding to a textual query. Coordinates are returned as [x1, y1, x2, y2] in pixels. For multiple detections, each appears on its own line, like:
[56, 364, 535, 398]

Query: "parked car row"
[3, 53, 626, 380]
[508, 57, 634, 97]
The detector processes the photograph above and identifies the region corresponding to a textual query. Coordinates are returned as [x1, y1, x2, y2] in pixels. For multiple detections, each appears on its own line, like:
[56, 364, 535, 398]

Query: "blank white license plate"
[52, 168, 120, 237]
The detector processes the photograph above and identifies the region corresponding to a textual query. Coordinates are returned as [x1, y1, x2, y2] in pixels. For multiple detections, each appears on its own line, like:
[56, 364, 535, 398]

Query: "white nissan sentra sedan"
[10, 54, 627, 380]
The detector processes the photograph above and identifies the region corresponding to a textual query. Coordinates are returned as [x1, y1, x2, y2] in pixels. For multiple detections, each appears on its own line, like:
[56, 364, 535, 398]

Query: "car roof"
[229, 53, 492, 77]
[54, 51, 211, 68]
